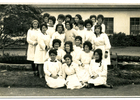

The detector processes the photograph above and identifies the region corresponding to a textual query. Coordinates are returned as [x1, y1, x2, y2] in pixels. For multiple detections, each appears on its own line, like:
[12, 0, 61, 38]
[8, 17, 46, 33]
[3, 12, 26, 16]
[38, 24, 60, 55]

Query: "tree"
[0, 5, 42, 55]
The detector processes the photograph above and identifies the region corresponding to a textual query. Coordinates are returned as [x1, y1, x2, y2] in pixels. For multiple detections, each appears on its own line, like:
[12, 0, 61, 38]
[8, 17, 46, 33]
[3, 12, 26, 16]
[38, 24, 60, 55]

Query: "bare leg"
[38, 64, 44, 78]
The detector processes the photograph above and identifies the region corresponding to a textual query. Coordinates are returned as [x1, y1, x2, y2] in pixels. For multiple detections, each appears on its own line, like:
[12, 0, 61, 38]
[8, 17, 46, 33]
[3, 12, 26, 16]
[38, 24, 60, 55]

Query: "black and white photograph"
[0, 0, 140, 98]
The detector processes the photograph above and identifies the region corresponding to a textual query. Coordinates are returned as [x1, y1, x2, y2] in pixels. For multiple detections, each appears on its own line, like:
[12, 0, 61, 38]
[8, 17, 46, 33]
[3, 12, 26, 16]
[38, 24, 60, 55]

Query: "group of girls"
[27, 13, 112, 89]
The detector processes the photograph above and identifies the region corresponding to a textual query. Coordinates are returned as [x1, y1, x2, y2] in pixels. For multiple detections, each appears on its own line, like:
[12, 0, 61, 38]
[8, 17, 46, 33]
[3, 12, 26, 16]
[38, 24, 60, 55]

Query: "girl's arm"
[43, 62, 52, 77]
[98, 61, 107, 77]
[38, 34, 46, 50]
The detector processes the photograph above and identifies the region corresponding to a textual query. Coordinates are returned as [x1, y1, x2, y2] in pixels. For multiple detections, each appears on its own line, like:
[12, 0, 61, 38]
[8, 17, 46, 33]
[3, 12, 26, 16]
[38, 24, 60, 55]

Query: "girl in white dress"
[62, 54, 83, 89]
[88, 49, 113, 88]
[63, 41, 77, 63]
[75, 41, 93, 86]
[96, 14, 105, 33]
[76, 20, 86, 44]
[93, 25, 111, 65]
[50, 24, 65, 49]
[27, 20, 40, 76]
[47, 16, 56, 39]
[89, 15, 97, 33]
[34, 23, 51, 78]
[44, 49, 66, 88]
[73, 14, 82, 31]
[65, 21, 77, 45]
[45, 39, 65, 63]
[84, 19, 96, 44]
[43, 13, 50, 26]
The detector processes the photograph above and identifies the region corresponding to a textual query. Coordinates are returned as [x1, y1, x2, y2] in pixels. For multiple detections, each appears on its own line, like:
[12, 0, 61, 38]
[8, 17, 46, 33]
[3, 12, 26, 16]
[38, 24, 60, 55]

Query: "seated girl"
[88, 49, 113, 88]
[75, 41, 93, 86]
[62, 54, 83, 90]
[45, 39, 65, 62]
[44, 49, 66, 89]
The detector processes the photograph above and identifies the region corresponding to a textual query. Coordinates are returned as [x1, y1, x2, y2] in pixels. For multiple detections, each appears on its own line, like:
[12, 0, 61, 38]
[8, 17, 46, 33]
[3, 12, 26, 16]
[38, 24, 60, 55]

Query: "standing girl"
[50, 24, 65, 49]
[96, 14, 105, 33]
[27, 20, 40, 76]
[93, 25, 111, 65]
[73, 14, 82, 31]
[34, 23, 50, 78]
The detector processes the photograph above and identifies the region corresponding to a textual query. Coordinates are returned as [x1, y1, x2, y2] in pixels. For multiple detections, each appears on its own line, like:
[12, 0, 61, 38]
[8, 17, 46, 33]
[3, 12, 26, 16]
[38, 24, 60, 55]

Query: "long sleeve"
[44, 62, 52, 76]
[27, 30, 37, 45]
[89, 60, 98, 77]
[58, 62, 63, 76]
[104, 33, 111, 51]
[102, 24, 105, 33]
[98, 61, 107, 77]
[44, 50, 50, 62]
[61, 64, 66, 79]
[37, 33, 46, 50]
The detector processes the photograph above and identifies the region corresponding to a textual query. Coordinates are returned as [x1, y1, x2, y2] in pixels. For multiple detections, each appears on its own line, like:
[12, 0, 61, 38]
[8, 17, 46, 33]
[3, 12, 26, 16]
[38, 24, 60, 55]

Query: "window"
[104, 18, 114, 34]
[130, 18, 140, 35]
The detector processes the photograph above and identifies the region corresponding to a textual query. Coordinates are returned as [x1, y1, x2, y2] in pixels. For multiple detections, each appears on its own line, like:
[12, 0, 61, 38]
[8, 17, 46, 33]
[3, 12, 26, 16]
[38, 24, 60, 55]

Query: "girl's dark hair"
[83, 41, 92, 51]
[97, 14, 104, 22]
[64, 54, 72, 61]
[43, 13, 50, 18]
[94, 25, 102, 36]
[94, 49, 103, 63]
[78, 20, 85, 26]
[31, 20, 39, 29]
[65, 14, 72, 21]
[48, 16, 56, 25]
[74, 14, 82, 26]
[40, 23, 48, 31]
[49, 49, 57, 56]
[52, 39, 61, 47]
[55, 24, 65, 32]
[75, 36, 82, 44]
[57, 14, 65, 21]
[64, 41, 74, 54]
[84, 19, 93, 27]
[65, 21, 73, 29]
[90, 15, 96, 20]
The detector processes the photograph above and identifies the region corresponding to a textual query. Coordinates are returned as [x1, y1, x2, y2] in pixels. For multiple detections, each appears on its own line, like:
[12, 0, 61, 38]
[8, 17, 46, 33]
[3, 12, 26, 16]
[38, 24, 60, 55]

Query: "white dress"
[45, 48, 66, 62]
[88, 59, 107, 86]
[65, 29, 77, 45]
[27, 28, 41, 61]
[44, 59, 66, 88]
[91, 23, 96, 33]
[85, 29, 96, 44]
[34, 32, 50, 64]
[73, 45, 83, 63]
[50, 32, 65, 49]
[75, 51, 93, 82]
[76, 29, 86, 44]
[62, 62, 83, 89]
[46, 26, 55, 39]
[93, 33, 111, 65]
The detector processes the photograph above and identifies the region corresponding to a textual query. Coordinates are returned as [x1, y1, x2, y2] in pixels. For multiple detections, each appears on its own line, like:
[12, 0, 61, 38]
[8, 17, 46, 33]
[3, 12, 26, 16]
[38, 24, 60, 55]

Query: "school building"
[36, 4, 140, 35]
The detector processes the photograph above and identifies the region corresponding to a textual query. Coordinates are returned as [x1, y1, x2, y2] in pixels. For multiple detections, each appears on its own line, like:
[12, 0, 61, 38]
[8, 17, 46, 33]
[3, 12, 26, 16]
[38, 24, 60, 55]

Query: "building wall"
[42, 10, 140, 35]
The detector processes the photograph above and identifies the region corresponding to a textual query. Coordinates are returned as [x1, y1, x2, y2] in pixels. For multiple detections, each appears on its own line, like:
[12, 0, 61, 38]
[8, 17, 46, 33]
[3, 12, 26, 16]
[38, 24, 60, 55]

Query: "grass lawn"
[0, 64, 140, 88]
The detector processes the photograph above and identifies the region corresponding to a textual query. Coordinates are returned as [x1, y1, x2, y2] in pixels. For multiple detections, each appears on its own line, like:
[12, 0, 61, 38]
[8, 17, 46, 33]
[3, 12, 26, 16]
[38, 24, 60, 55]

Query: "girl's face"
[65, 23, 71, 30]
[48, 20, 54, 27]
[86, 23, 92, 30]
[84, 45, 90, 52]
[65, 17, 70, 22]
[65, 44, 70, 52]
[91, 17, 96, 23]
[57, 26, 63, 33]
[78, 24, 84, 30]
[98, 18, 102, 24]
[75, 16, 79, 23]
[54, 42, 60, 49]
[94, 52, 100, 60]
[95, 27, 101, 34]
[58, 19, 63, 24]
[33, 22, 38, 29]
[50, 53, 56, 61]
[41, 26, 47, 33]
[75, 39, 81, 46]
[44, 17, 49, 23]
[65, 57, 72, 65]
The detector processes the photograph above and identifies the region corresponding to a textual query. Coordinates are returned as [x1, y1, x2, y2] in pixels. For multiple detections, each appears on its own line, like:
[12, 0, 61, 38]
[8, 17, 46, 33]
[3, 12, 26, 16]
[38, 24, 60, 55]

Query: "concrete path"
[0, 84, 140, 97]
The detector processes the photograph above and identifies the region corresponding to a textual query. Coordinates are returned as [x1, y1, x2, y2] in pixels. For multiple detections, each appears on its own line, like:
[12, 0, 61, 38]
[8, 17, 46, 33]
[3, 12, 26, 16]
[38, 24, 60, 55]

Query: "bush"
[109, 32, 140, 46]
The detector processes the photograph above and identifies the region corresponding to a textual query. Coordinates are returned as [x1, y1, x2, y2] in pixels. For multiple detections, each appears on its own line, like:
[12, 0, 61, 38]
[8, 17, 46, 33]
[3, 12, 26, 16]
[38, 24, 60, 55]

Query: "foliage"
[0, 5, 42, 55]
[109, 32, 140, 46]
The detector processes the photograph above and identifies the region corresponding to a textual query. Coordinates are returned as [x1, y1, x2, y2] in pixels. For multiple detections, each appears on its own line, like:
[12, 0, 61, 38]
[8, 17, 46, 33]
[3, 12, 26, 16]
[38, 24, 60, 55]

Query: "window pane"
[104, 18, 114, 34]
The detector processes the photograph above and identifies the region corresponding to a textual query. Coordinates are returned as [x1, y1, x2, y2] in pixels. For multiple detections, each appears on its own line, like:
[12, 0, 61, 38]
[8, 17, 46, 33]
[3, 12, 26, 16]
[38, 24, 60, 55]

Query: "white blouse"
[46, 27, 55, 39]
